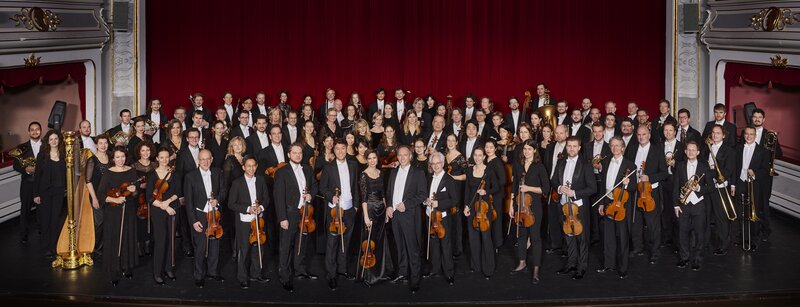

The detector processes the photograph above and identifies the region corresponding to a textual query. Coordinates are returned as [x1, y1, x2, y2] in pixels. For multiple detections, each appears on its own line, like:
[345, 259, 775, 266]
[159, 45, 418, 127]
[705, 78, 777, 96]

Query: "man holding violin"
[596, 136, 637, 279]
[625, 125, 668, 265]
[228, 156, 271, 289]
[422, 152, 457, 285]
[183, 149, 227, 288]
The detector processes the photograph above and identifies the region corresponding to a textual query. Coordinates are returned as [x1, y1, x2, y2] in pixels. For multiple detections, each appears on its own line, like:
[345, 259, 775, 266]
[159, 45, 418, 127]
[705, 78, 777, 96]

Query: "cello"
[637, 162, 656, 212]
[561, 181, 584, 236]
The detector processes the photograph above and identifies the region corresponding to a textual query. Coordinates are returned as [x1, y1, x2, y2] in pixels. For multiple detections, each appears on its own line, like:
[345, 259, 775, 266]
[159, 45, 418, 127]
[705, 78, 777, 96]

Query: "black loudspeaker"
[48, 101, 67, 131]
[743, 102, 757, 127]
[113, 1, 130, 32]
[683, 4, 700, 33]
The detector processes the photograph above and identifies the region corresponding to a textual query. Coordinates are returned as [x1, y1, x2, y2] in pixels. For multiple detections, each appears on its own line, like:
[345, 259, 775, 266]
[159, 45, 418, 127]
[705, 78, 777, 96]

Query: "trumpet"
[741, 175, 759, 251]
[665, 151, 674, 166]
[592, 154, 606, 166]
[679, 173, 705, 205]
[8, 146, 36, 168]
[706, 139, 737, 221]
[764, 130, 779, 177]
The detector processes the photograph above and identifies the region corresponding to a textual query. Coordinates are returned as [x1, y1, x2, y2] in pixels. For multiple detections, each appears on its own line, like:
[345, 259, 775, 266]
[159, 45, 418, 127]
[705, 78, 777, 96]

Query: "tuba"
[764, 130, 779, 176]
[8, 146, 36, 167]
[537, 89, 557, 130]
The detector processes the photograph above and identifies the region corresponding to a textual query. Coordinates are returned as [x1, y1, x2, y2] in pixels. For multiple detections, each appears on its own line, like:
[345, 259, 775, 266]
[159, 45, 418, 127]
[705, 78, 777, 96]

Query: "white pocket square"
[440, 187, 447, 192]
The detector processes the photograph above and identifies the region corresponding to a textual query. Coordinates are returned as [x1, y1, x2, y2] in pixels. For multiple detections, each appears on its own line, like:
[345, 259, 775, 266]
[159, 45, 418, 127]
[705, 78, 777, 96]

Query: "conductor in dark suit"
[385, 145, 427, 293]
[183, 149, 226, 288]
[227, 156, 271, 288]
[274, 143, 318, 292]
[319, 139, 360, 290]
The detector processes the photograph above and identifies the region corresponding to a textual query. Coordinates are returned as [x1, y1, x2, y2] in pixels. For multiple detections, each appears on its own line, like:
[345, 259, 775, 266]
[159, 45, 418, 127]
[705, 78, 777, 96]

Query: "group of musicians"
[11, 85, 781, 293]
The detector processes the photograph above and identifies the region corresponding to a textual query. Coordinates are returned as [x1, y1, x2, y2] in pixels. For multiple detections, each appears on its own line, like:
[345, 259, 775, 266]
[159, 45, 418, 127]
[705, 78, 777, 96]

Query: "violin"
[136, 193, 149, 219]
[106, 176, 146, 206]
[249, 200, 267, 246]
[205, 192, 223, 239]
[152, 166, 174, 202]
[637, 162, 656, 212]
[550, 188, 560, 202]
[329, 188, 346, 235]
[471, 177, 491, 232]
[428, 193, 445, 239]
[299, 187, 316, 234]
[513, 172, 535, 228]
[561, 181, 584, 236]
[266, 162, 287, 178]
[380, 151, 398, 166]
[359, 225, 377, 273]
[605, 168, 630, 222]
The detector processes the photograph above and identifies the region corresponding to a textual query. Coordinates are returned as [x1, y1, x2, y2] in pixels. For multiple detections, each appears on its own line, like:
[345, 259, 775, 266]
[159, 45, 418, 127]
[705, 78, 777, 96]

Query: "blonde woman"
[401, 110, 423, 146]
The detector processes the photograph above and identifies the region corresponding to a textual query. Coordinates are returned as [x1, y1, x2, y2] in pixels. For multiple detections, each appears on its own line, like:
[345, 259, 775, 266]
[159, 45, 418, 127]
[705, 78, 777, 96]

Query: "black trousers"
[514, 202, 543, 267]
[710, 188, 734, 250]
[490, 193, 504, 248]
[151, 210, 175, 277]
[547, 198, 564, 250]
[678, 202, 706, 263]
[589, 175, 603, 242]
[236, 219, 266, 283]
[631, 187, 662, 259]
[178, 205, 193, 252]
[760, 176, 774, 238]
[426, 214, 454, 279]
[91, 196, 104, 252]
[563, 203, 589, 271]
[601, 200, 630, 272]
[190, 213, 220, 281]
[278, 214, 311, 284]
[451, 181, 465, 256]
[661, 179, 678, 247]
[466, 214, 495, 277]
[19, 184, 34, 239]
[325, 207, 356, 280]
[39, 192, 65, 254]
[391, 207, 421, 288]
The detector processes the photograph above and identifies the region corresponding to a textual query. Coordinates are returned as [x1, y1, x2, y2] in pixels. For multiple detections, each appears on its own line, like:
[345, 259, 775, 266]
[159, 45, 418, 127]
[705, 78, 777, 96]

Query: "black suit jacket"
[550, 157, 597, 202]
[569, 124, 591, 144]
[582, 140, 611, 165]
[367, 101, 386, 122]
[386, 165, 428, 213]
[422, 131, 447, 153]
[672, 160, 714, 205]
[176, 147, 199, 178]
[459, 138, 484, 162]
[428, 173, 457, 213]
[624, 142, 669, 185]
[184, 107, 212, 129]
[228, 175, 271, 215]
[281, 125, 300, 144]
[229, 125, 254, 140]
[734, 143, 770, 190]
[701, 143, 736, 185]
[274, 163, 317, 222]
[702, 121, 737, 148]
[318, 101, 335, 123]
[256, 143, 289, 177]
[183, 167, 226, 225]
[12, 141, 37, 185]
[678, 126, 702, 145]
[504, 111, 527, 136]
[245, 132, 270, 157]
[544, 142, 567, 178]
[105, 124, 129, 138]
[320, 159, 361, 209]
[598, 157, 638, 205]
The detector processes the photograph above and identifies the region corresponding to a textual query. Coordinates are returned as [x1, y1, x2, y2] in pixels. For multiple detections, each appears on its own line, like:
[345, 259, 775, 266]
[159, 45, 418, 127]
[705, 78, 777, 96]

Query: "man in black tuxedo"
[386, 145, 427, 293]
[423, 115, 447, 154]
[673, 141, 714, 271]
[504, 96, 526, 137]
[751, 108, 781, 241]
[176, 128, 203, 257]
[143, 98, 168, 145]
[660, 122, 685, 248]
[185, 93, 212, 129]
[230, 110, 254, 140]
[256, 125, 289, 179]
[534, 83, 556, 108]
[421, 152, 457, 285]
[544, 125, 568, 254]
[462, 94, 478, 122]
[319, 140, 360, 290]
[655, 99, 677, 141]
[105, 109, 133, 137]
[183, 149, 227, 288]
[367, 88, 387, 124]
[393, 88, 408, 123]
[227, 156, 271, 289]
[596, 137, 637, 279]
[635, 109, 661, 144]
[620, 119, 636, 155]
[221, 92, 237, 124]
[555, 101, 571, 126]
[602, 114, 621, 143]
[318, 88, 336, 123]
[282, 111, 300, 144]
[188, 110, 212, 147]
[703, 125, 737, 255]
[604, 101, 623, 128]
[252, 92, 269, 117]
[78, 120, 97, 153]
[702, 104, 737, 149]
[246, 115, 270, 156]
[444, 108, 465, 139]
[582, 123, 610, 243]
[625, 125, 669, 264]
[460, 122, 483, 163]
[568, 109, 591, 144]
[274, 143, 318, 292]
[551, 136, 597, 280]
[732, 127, 770, 249]
[676, 109, 702, 145]
[13, 122, 42, 244]
[580, 98, 593, 125]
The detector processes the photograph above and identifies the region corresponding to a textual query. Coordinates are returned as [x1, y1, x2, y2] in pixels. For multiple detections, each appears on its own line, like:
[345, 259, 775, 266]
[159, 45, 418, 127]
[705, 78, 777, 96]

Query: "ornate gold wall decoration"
[750, 7, 799, 31]
[771, 55, 788, 68]
[24, 54, 41, 67]
[10, 7, 62, 32]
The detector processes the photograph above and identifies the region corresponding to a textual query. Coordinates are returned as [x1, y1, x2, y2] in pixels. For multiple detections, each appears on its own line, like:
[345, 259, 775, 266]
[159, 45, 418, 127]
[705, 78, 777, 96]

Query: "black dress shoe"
[240, 281, 249, 289]
[447, 277, 454, 285]
[618, 271, 628, 279]
[185, 250, 194, 258]
[676, 260, 688, 268]
[713, 249, 727, 256]
[282, 282, 294, 292]
[255, 276, 271, 283]
[337, 273, 354, 280]
[556, 267, 577, 275]
[123, 272, 133, 279]
[571, 270, 585, 280]
[195, 279, 204, 288]
[532, 275, 540, 285]
[20, 236, 28, 244]
[166, 271, 176, 281]
[391, 275, 407, 283]
[111, 279, 120, 287]
[649, 257, 658, 264]
[545, 248, 561, 254]
[297, 273, 318, 280]
[422, 272, 439, 279]
[154, 276, 165, 285]
[596, 267, 615, 273]
[410, 285, 419, 294]
[206, 275, 225, 282]
[328, 278, 337, 290]
[692, 263, 701, 271]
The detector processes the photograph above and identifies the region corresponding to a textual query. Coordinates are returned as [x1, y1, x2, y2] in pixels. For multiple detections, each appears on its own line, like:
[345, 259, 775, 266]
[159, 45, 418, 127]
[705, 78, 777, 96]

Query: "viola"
[106, 176, 146, 206]
[513, 173, 535, 228]
[360, 239, 377, 269]
[428, 193, 445, 239]
[380, 151, 398, 166]
[561, 181, 584, 236]
[637, 162, 656, 212]
[266, 162, 287, 178]
[605, 169, 630, 221]
[249, 201, 267, 246]
[472, 177, 491, 232]
[205, 192, 223, 239]
[299, 187, 316, 234]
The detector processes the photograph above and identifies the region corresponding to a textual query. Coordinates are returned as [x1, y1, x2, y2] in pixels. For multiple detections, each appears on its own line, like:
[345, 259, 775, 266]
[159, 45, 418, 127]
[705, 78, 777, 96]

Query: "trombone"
[741, 174, 759, 251]
[764, 131, 779, 177]
[707, 139, 737, 221]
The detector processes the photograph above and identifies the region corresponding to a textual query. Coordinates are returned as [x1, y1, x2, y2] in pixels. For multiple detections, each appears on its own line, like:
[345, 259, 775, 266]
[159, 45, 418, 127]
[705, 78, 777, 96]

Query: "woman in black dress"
[357, 150, 394, 286]
[411, 138, 429, 175]
[369, 113, 385, 150]
[400, 111, 423, 146]
[509, 140, 549, 284]
[132, 141, 156, 256]
[98, 147, 139, 286]
[86, 134, 111, 255]
[222, 136, 247, 257]
[322, 108, 343, 140]
[376, 125, 399, 170]
[341, 104, 358, 134]
[354, 137, 370, 173]
[463, 147, 496, 278]
[513, 124, 534, 165]
[127, 117, 150, 162]
[445, 134, 468, 256]
[298, 102, 316, 129]
[484, 140, 507, 248]
[300, 120, 317, 167]
[314, 134, 336, 250]
[146, 147, 181, 285]
[382, 103, 400, 130]
[206, 120, 230, 170]
[162, 119, 185, 162]
[345, 132, 357, 159]
[33, 130, 66, 258]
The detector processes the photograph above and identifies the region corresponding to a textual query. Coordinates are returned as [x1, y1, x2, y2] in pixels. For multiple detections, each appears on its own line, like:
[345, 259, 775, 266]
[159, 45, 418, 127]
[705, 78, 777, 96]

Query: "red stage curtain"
[0, 63, 86, 115]
[147, 0, 665, 117]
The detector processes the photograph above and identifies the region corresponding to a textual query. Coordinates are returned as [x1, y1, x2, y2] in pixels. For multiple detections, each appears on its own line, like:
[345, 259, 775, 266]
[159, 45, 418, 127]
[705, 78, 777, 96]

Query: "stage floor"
[1, 210, 799, 306]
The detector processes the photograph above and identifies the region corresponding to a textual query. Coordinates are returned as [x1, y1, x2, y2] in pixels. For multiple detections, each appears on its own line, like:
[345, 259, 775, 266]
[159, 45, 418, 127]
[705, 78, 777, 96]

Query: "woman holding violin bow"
[146, 147, 181, 285]
[508, 140, 549, 284]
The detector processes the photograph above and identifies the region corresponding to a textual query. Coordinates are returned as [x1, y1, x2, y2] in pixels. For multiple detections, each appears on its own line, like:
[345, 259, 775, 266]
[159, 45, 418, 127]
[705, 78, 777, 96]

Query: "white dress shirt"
[622, 135, 632, 147]
[739, 143, 756, 182]
[189, 145, 199, 165]
[200, 168, 214, 212]
[605, 156, 623, 199]
[81, 135, 97, 153]
[330, 160, 353, 210]
[396, 101, 405, 121]
[604, 128, 615, 143]
[392, 165, 410, 209]
[464, 106, 475, 121]
[224, 104, 234, 121]
[755, 127, 763, 144]
[240, 124, 251, 139]
[121, 123, 131, 134]
[664, 138, 676, 174]
[286, 125, 298, 143]
[511, 111, 520, 135]
[550, 142, 566, 178]
[256, 131, 269, 149]
[239, 175, 264, 222]
[683, 160, 703, 206]
[452, 123, 462, 137]
[560, 156, 584, 206]
[257, 104, 268, 115]
[571, 123, 582, 136]
[376, 100, 385, 114]
[466, 138, 477, 159]
[30, 139, 42, 158]
[272, 143, 286, 163]
[537, 97, 547, 108]
[292, 162, 306, 209]
[634, 142, 658, 189]
[150, 112, 161, 144]
[592, 140, 604, 174]
[427, 171, 446, 218]
[708, 142, 727, 188]
[557, 113, 567, 125]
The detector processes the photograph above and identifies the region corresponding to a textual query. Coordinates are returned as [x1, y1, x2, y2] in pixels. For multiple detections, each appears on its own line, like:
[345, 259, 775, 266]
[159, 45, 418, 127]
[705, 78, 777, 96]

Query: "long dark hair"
[519, 139, 542, 166]
[39, 129, 65, 161]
